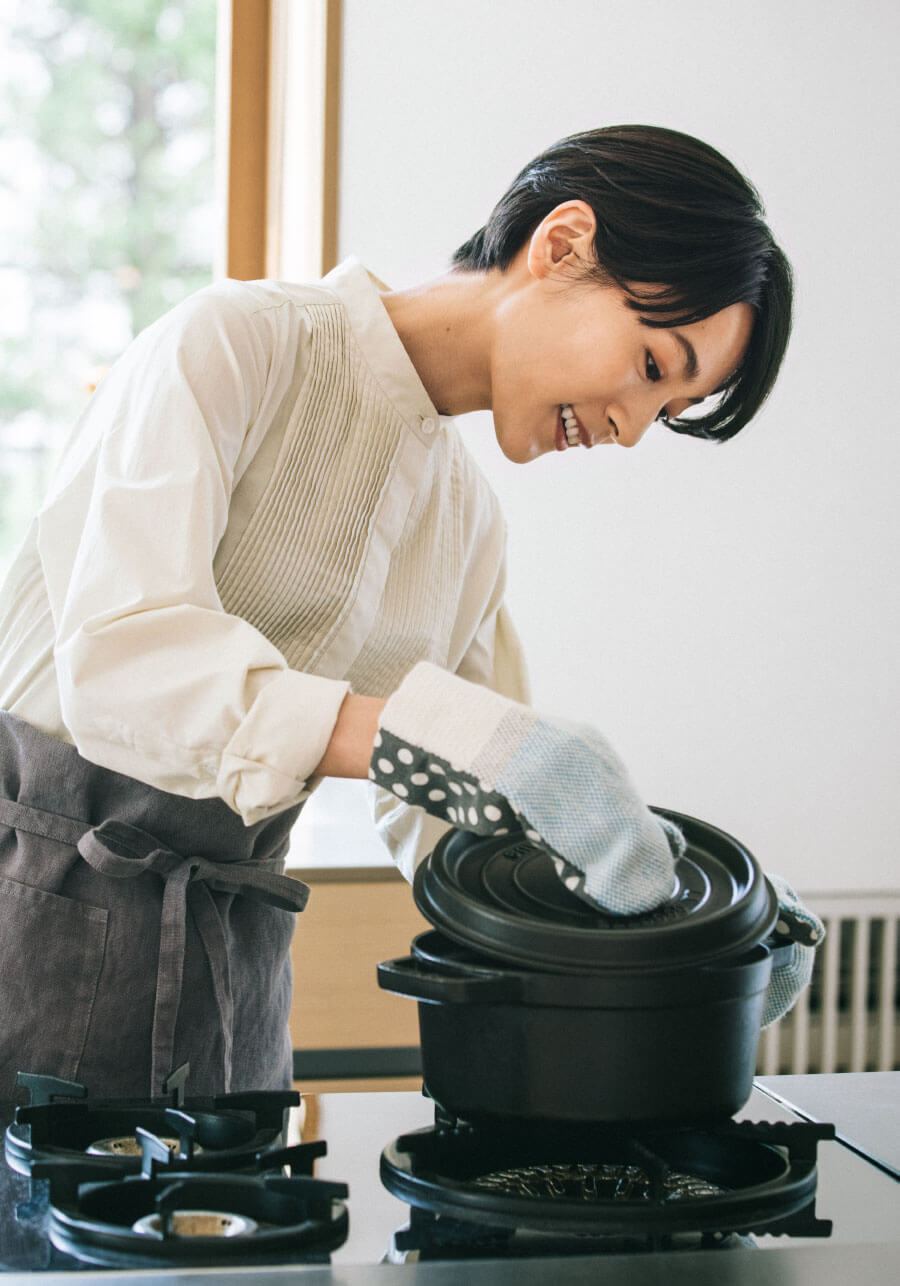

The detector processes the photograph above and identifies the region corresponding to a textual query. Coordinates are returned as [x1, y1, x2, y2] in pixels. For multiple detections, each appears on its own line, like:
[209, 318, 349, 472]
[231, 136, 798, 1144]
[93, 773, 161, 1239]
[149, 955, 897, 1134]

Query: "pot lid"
[412, 808, 777, 973]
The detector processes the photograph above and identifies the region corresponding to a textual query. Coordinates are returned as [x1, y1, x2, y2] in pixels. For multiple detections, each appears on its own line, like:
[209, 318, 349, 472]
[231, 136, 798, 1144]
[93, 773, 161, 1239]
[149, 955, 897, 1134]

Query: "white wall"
[319, 0, 898, 892]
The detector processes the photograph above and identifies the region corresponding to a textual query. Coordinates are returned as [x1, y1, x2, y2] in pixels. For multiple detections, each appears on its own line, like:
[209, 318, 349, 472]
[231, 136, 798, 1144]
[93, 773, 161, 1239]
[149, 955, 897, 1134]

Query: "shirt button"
[420, 416, 437, 435]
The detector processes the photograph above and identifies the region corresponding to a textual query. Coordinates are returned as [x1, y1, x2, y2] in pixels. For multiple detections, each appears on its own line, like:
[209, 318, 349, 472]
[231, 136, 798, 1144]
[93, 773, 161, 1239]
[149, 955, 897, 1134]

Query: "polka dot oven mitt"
[370, 662, 682, 916]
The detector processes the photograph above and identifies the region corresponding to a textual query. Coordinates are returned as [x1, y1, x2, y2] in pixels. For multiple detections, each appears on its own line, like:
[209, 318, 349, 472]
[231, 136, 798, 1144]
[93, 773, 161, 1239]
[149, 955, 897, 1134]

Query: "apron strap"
[0, 795, 88, 849]
[0, 798, 309, 1096]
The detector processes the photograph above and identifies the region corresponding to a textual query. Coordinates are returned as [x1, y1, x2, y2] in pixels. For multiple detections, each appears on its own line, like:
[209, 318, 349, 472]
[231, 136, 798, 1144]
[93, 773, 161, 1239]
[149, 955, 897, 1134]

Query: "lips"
[556, 405, 619, 451]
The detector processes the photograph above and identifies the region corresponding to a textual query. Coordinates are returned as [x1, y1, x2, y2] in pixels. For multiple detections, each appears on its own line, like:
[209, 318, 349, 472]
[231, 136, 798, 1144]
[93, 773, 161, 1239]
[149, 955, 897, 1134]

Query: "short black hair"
[453, 125, 793, 441]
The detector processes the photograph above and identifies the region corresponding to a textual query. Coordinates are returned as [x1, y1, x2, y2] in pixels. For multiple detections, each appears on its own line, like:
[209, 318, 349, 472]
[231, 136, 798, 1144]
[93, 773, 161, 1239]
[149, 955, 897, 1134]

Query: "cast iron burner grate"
[29, 1123, 348, 1267]
[5, 1064, 297, 1179]
[381, 1107, 835, 1255]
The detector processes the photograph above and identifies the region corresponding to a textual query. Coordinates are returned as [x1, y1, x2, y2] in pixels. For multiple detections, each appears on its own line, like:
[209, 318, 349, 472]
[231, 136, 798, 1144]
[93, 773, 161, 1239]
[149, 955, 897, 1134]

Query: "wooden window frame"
[218, 0, 341, 282]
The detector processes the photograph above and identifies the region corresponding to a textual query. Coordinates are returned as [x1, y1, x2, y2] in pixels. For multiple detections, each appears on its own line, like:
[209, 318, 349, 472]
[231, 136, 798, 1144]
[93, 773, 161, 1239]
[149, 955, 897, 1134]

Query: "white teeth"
[561, 404, 579, 447]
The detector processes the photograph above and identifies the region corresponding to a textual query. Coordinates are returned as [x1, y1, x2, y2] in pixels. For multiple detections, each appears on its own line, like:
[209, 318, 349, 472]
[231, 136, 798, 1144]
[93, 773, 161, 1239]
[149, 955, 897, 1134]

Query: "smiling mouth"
[558, 404, 595, 450]
[558, 405, 617, 451]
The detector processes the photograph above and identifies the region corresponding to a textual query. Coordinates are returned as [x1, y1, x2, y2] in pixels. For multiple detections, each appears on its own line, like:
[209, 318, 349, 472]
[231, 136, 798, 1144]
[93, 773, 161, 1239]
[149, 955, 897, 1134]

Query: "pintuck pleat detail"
[214, 302, 472, 696]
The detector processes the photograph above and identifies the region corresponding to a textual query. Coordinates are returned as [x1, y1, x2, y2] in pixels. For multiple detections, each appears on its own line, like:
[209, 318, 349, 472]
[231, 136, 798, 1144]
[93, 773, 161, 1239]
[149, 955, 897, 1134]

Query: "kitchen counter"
[0, 1242, 896, 1285]
[2, 1074, 897, 1284]
[758, 1072, 899, 1177]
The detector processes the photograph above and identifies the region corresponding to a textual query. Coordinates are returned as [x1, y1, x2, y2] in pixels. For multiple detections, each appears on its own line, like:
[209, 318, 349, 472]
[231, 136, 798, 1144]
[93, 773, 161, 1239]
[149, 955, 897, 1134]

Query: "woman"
[0, 125, 820, 1103]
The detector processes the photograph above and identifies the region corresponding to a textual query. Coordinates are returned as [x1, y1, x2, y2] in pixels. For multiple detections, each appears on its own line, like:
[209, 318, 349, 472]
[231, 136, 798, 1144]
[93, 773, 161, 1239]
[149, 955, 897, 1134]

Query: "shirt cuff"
[217, 668, 351, 824]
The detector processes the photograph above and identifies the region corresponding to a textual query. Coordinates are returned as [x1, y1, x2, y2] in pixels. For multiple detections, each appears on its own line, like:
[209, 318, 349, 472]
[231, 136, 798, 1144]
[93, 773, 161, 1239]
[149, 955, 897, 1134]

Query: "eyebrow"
[671, 331, 699, 382]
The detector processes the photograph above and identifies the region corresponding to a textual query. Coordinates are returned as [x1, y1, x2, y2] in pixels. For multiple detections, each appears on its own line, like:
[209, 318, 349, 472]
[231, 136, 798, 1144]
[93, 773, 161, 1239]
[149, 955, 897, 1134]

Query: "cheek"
[492, 354, 548, 418]
[497, 310, 579, 398]
[558, 326, 619, 393]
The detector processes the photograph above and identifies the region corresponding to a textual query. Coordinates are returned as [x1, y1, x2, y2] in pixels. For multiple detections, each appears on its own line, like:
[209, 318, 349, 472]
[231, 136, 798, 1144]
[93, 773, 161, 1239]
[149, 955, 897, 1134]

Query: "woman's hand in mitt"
[370, 662, 682, 915]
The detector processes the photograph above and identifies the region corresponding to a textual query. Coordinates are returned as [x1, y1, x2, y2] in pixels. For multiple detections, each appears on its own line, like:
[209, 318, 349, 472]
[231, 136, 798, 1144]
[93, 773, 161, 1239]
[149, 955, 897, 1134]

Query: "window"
[0, 0, 219, 578]
[0, 0, 379, 869]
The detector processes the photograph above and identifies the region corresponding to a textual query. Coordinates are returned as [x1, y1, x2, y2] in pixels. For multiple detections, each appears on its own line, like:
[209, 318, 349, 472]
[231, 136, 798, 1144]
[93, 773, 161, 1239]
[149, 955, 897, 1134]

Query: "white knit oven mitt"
[761, 874, 825, 1027]
[371, 662, 682, 916]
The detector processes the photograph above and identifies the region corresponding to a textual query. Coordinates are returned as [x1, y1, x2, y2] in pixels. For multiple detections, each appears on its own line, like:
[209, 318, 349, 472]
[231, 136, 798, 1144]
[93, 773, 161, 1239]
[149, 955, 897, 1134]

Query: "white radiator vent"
[758, 892, 900, 1075]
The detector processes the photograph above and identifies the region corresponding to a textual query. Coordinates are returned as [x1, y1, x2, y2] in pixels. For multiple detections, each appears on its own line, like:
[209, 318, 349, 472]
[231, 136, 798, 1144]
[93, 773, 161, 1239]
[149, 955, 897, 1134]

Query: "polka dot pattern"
[370, 729, 615, 911]
[772, 905, 822, 947]
[370, 728, 520, 839]
[549, 853, 597, 908]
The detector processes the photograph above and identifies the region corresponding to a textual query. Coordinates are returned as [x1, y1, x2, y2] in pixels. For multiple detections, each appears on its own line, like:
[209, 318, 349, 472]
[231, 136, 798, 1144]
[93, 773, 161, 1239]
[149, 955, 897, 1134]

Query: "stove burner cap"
[87, 1135, 186, 1158]
[131, 1210, 257, 1238]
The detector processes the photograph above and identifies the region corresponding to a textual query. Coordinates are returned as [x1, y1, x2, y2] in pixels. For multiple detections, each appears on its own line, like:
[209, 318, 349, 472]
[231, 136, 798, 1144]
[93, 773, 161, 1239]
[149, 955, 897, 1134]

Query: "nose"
[605, 403, 657, 448]
[607, 380, 685, 445]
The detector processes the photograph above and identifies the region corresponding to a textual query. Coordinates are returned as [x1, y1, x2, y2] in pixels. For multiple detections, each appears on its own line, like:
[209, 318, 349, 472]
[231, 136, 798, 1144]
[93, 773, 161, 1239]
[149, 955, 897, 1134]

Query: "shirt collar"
[323, 256, 443, 443]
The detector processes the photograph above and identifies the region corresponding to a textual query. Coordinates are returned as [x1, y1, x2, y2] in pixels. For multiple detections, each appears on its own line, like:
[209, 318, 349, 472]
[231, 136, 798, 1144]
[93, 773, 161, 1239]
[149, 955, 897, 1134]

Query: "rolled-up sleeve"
[37, 284, 349, 824]
[370, 528, 531, 881]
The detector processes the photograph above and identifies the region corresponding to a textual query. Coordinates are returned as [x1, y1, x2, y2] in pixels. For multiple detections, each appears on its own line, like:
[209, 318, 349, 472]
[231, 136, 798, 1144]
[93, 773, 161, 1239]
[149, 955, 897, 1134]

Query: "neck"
[379, 269, 503, 416]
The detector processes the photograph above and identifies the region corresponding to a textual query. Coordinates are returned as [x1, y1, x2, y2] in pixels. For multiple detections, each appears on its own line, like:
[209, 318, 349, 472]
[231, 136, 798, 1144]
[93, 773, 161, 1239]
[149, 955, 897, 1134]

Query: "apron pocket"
[0, 876, 108, 1096]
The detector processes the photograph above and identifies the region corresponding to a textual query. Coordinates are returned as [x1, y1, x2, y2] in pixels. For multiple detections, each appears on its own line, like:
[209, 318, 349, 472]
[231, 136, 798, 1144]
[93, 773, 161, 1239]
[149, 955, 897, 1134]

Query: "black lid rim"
[413, 807, 778, 973]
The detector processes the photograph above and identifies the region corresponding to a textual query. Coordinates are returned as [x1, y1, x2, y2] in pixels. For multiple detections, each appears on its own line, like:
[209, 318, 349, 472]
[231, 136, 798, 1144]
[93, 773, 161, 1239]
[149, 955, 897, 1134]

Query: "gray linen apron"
[0, 711, 308, 1103]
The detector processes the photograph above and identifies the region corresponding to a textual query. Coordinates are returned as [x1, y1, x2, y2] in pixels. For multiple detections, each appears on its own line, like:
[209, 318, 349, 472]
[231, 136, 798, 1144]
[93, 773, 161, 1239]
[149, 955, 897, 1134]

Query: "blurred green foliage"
[0, 0, 217, 568]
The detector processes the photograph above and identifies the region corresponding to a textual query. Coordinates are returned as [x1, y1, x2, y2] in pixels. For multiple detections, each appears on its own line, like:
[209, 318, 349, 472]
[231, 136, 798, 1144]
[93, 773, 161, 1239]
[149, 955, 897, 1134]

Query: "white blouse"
[0, 258, 528, 856]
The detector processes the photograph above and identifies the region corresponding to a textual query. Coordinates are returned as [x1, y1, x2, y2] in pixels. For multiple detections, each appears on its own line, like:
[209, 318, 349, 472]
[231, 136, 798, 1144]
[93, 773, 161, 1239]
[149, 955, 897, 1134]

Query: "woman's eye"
[644, 350, 662, 382]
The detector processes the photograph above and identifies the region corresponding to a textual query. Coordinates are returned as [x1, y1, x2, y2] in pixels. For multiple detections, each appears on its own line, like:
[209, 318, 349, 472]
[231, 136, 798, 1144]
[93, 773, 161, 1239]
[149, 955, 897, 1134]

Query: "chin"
[493, 419, 544, 464]
[498, 442, 538, 464]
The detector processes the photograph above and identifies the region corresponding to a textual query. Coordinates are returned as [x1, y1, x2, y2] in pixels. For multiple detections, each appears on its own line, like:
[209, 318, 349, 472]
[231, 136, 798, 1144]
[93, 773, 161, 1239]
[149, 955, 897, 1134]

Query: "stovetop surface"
[1, 1077, 898, 1283]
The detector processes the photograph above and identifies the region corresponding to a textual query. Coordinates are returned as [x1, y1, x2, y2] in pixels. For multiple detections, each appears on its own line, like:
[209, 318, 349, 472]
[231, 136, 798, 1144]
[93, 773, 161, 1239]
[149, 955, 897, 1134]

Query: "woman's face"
[488, 203, 755, 463]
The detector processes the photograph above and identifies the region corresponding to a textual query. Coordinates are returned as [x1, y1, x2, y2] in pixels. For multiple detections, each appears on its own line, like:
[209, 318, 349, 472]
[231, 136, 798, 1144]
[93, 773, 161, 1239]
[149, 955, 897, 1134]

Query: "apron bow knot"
[77, 817, 309, 1094]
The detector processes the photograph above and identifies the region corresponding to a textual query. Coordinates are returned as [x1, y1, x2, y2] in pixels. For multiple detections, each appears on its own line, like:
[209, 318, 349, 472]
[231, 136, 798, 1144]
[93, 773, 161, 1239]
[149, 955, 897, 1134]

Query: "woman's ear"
[526, 200, 597, 280]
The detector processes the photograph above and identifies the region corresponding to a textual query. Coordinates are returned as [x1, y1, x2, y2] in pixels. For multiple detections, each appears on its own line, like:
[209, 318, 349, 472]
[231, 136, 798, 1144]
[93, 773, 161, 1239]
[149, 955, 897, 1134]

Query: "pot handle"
[377, 956, 523, 1004]
[765, 938, 798, 969]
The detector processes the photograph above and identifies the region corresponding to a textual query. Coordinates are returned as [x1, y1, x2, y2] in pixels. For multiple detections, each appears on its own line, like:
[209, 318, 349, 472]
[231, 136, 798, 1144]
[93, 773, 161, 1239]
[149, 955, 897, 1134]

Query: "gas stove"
[1, 1074, 898, 1283]
[1, 1067, 348, 1271]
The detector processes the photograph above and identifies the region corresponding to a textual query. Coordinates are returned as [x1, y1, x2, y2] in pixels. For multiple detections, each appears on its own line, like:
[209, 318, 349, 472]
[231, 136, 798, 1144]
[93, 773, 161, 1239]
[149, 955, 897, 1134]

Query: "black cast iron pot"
[377, 808, 786, 1125]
